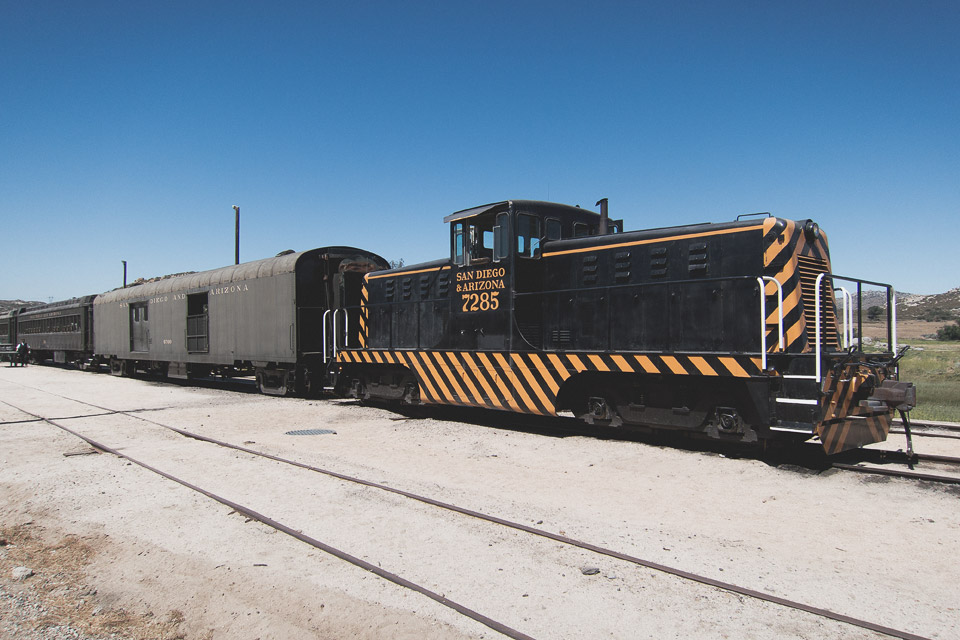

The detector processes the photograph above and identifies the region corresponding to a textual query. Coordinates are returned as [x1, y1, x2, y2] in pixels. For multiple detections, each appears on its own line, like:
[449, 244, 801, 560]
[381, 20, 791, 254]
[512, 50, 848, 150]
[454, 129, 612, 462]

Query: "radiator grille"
[797, 256, 839, 351]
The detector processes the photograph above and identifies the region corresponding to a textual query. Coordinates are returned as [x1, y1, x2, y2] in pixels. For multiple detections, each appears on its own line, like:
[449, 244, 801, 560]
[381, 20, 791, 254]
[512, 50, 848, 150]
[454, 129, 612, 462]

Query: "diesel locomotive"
[336, 200, 915, 454]
[5, 199, 915, 454]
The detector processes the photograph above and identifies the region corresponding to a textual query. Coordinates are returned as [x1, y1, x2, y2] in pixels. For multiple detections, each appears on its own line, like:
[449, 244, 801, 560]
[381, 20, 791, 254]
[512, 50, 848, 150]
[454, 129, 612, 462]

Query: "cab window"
[516, 213, 542, 258]
[545, 218, 561, 241]
[452, 222, 465, 266]
[494, 212, 509, 261]
[451, 213, 498, 266]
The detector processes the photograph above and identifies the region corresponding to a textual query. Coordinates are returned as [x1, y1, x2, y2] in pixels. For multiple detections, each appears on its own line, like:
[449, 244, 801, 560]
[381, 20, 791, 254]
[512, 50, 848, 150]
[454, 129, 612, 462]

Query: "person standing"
[16, 340, 28, 367]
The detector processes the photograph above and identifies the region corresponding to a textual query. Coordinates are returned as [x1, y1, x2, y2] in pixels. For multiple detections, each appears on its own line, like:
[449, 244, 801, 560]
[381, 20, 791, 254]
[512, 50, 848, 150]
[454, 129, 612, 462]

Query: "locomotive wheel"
[582, 396, 624, 427]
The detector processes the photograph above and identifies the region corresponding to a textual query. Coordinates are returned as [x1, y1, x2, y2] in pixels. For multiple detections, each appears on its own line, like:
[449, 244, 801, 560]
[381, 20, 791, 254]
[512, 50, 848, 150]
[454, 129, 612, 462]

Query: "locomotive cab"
[443, 201, 622, 352]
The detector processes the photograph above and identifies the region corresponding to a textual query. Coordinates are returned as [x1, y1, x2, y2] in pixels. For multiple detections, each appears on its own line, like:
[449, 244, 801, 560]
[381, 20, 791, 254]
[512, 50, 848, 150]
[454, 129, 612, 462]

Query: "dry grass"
[0, 524, 185, 640]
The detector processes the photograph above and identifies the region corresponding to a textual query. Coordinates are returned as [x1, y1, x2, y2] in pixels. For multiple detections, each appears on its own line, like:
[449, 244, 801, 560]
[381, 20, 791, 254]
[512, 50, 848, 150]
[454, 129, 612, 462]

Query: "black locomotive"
[5, 200, 915, 454]
[337, 200, 915, 454]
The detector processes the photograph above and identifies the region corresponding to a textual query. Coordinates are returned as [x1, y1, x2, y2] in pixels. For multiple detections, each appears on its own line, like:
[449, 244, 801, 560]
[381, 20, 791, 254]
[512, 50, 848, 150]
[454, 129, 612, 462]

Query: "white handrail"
[836, 286, 852, 349]
[891, 290, 897, 353]
[322, 309, 332, 363]
[814, 273, 825, 382]
[757, 277, 785, 371]
[762, 276, 784, 349]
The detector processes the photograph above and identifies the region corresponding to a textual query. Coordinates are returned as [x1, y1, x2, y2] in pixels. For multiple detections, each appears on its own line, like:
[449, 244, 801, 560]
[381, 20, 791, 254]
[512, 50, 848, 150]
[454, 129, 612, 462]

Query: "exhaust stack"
[596, 198, 608, 235]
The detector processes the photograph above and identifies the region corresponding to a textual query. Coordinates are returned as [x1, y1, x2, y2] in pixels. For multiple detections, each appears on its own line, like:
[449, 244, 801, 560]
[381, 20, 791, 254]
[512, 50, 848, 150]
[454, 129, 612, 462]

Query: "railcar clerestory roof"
[94, 246, 372, 305]
[18, 295, 98, 317]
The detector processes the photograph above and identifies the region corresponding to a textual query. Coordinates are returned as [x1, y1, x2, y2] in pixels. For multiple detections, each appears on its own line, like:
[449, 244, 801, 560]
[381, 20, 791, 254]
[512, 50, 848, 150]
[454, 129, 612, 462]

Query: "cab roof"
[442, 200, 597, 223]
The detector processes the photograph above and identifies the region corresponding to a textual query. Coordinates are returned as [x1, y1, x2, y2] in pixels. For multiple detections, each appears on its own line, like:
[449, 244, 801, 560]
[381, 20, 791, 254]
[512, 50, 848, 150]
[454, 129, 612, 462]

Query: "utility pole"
[122, 260, 127, 288]
[233, 205, 240, 265]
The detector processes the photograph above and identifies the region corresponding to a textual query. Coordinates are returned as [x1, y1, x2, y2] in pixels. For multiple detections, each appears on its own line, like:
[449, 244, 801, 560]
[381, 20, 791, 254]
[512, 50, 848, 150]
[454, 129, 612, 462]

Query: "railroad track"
[890, 418, 960, 442]
[829, 448, 960, 485]
[0, 382, 939, 640]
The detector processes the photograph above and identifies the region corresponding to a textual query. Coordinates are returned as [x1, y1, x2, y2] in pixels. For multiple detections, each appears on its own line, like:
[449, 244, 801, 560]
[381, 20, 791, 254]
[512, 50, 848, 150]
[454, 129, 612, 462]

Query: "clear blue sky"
[2, 0, 958, 301]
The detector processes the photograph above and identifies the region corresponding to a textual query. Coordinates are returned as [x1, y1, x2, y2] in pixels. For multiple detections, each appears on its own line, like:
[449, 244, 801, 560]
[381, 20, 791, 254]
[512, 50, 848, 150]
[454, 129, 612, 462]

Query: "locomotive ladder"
[769, 274, 824, 435]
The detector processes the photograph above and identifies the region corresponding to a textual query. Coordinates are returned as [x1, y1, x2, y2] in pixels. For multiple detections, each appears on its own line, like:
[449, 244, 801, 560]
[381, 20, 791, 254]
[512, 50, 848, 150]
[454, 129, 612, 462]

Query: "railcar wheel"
[255, 367, 290, 396]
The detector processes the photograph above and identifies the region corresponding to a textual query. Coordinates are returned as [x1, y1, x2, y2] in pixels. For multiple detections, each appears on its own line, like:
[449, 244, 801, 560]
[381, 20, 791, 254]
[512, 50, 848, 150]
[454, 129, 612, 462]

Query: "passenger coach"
[14, 296, 97, 366]
[94, 246, 388, 395]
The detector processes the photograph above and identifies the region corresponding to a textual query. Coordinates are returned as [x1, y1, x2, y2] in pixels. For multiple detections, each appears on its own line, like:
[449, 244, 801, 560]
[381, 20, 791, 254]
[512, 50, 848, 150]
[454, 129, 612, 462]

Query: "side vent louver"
[688, 242, 708, 276]
[650, 247, 668, 278]
[402, 277, 413, 300]
[582, 255, 598, 285]
[438, 272, 450, 298]
[614, 251, 631, 282]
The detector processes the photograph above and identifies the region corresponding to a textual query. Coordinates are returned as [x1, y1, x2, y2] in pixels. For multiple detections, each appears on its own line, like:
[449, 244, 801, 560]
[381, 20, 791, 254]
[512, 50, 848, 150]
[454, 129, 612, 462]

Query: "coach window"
[516, 213, 542, 258]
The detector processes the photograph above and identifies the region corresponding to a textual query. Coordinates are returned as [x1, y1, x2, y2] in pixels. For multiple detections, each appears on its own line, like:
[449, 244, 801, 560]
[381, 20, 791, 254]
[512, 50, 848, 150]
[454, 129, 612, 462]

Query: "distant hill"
[852, 288, 960, 321]
[0, 300, 43, 314]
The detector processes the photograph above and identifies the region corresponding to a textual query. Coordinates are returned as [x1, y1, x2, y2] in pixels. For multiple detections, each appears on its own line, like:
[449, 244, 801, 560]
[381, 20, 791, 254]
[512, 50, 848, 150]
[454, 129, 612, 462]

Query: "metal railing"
[757, 276, 784, 371]
[335, 271, 898, 386]
[322, 308, 349, 363]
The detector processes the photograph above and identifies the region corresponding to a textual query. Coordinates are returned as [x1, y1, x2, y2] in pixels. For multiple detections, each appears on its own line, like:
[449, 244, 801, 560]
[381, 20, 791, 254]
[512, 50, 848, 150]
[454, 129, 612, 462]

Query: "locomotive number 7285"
[461, 291, 500, 312]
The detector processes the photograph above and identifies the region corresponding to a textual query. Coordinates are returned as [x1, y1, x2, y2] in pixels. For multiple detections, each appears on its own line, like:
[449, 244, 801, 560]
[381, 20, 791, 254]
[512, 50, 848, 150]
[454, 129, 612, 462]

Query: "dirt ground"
[860, 319, 949, 341]
[1, 366, 958, 640]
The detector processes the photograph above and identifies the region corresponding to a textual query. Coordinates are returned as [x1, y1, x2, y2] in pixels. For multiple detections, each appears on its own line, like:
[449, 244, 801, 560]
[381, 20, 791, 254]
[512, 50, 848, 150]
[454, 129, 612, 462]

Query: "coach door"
[129, 302, 149, 352]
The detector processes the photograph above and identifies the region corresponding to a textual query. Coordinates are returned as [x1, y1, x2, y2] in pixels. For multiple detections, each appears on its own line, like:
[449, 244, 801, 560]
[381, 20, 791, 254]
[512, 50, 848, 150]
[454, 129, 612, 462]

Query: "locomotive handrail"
[322, 308, 350, 363]
[351, 271, 897, 379]
[830, 273, 898, 355]
[814, 273, 826, 383]
[511, 273, 775, 299]
[322, 310, 335, 363]
[835, 287, 853, 349]
[757, 276, 784, 372]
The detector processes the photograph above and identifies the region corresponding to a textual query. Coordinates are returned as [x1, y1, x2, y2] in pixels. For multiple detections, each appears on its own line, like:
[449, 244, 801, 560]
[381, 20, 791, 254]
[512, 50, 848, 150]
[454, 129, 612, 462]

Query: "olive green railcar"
[94, 247, 387, 395]
[15, 296, 96, 366]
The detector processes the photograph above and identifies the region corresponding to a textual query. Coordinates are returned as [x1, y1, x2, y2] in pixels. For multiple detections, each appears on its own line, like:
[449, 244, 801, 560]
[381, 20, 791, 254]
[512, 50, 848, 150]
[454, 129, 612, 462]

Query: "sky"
[2, 0, 958, 301]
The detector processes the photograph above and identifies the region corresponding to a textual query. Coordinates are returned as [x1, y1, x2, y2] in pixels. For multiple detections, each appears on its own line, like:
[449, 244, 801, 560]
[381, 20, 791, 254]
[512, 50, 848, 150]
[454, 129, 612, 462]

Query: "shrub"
[919, 308, 957, 322]
[936, 321, 960, 341]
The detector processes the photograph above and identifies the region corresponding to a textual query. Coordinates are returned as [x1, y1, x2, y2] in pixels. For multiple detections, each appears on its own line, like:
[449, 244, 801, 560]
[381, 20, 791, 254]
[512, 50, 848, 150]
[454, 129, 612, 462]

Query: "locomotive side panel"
[541, 224, 767, 354]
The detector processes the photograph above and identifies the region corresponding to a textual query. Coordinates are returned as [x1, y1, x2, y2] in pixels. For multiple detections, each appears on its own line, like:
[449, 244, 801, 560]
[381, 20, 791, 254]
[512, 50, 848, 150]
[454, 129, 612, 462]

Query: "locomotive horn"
[596, 198, 608, 234]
